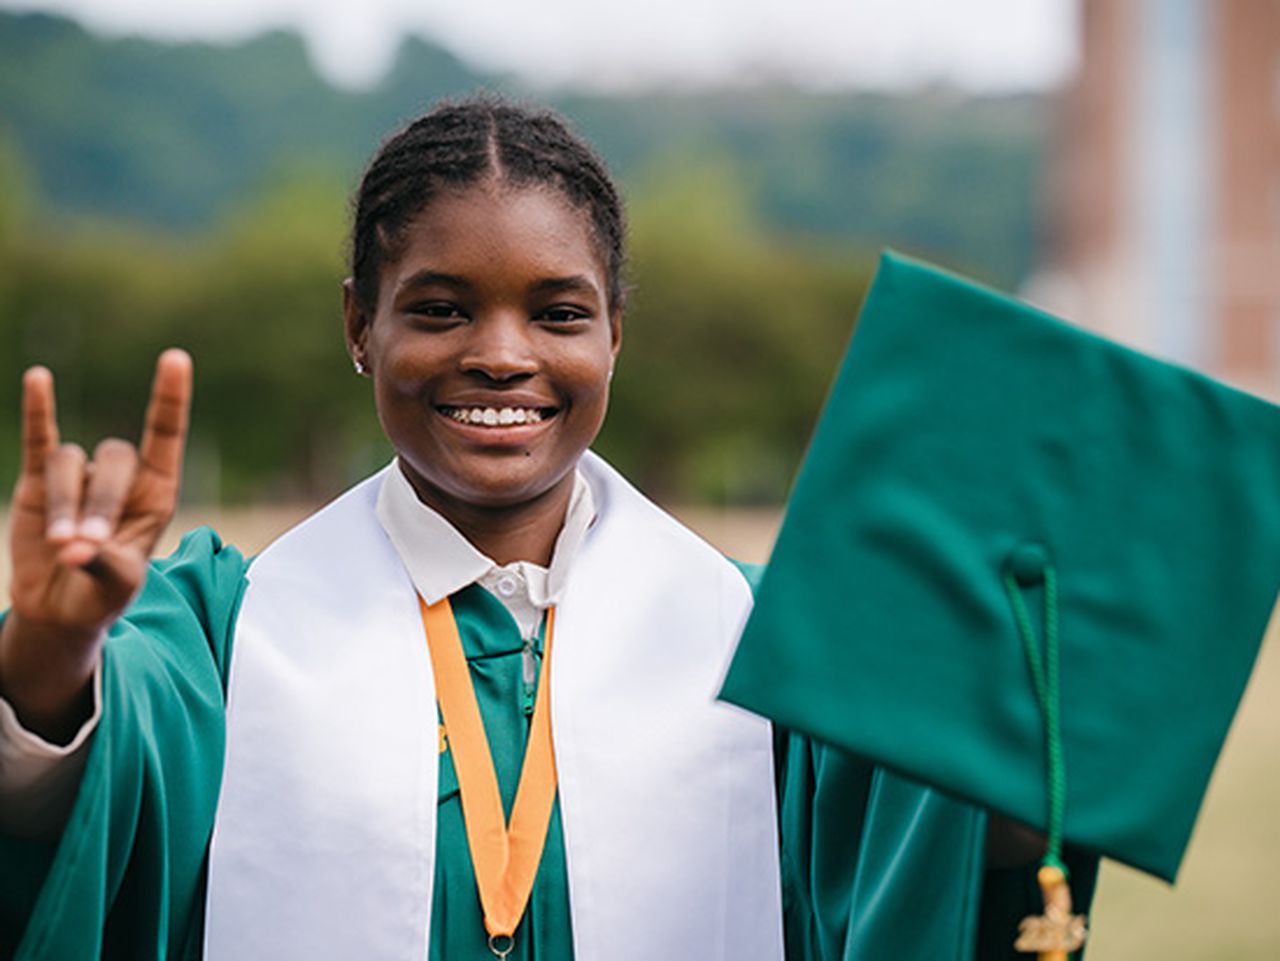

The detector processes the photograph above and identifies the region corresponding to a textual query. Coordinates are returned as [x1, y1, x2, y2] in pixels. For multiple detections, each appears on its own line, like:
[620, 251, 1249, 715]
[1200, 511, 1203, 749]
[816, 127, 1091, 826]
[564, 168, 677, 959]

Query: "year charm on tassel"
[1015, 864, 1087, 960]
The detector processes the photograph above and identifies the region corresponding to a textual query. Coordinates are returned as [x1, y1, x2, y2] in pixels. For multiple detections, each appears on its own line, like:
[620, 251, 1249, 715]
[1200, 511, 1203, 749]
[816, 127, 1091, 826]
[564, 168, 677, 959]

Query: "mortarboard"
[720, 251, 1280, 892]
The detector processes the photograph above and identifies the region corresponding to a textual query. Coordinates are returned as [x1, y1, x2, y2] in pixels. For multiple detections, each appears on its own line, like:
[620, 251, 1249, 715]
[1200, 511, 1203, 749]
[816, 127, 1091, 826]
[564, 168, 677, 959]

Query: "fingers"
[80, 439, 138, 542]
[138, 349, 192, 480]
[78, 541, 147, 600]
[44, 443, 87, 544]
[19, 366, 59, 478]
[45, 440, 139, 569]
[19, 348, 188, 570]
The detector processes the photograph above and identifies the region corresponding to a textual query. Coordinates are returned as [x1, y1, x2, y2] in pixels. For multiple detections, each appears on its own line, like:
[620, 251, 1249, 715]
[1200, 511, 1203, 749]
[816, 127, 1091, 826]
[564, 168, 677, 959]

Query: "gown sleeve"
[0, 528, 248, 961]
[775, 731, 1097, 961]
[728, 559, 1099, 961]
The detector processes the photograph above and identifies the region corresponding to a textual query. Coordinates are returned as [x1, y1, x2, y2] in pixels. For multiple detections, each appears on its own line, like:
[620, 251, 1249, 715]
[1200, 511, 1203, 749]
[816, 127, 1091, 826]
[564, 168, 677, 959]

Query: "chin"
[406, 453, 577, 513]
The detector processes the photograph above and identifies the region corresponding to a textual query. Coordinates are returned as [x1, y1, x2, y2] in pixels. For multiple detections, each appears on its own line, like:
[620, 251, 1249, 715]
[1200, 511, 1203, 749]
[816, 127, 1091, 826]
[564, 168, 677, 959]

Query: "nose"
[459, 313, 538, 382]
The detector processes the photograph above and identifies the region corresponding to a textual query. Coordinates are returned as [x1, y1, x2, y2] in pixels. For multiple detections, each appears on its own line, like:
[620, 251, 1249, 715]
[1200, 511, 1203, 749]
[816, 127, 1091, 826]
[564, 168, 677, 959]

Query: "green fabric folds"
[0, 527, 1088, 959]
[1, 528, 247, 961]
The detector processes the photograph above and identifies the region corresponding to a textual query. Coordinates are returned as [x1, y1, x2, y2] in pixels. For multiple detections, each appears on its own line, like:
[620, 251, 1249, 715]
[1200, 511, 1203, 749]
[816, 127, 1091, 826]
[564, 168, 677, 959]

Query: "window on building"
[1272, 307, 1280, 394]
[1274, 179, 1280, 243]
[1275, 52, 1280, 115]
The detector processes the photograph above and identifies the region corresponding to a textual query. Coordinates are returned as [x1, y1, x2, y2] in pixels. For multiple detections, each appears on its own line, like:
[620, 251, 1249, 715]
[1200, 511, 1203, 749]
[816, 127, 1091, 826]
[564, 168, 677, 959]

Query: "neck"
[399, 464, 574, 567]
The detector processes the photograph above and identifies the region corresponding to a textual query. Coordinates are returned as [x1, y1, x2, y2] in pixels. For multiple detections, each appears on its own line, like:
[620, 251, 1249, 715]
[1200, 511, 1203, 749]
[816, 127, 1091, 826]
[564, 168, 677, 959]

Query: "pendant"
[1014, 865, 1087, 959]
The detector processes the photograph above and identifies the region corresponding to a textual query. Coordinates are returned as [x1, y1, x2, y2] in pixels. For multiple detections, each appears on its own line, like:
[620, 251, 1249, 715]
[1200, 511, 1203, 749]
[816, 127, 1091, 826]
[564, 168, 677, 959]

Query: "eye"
[410, 302, 464, 318]
[536, 305, 592, 325]
[405, 301, 468, 326]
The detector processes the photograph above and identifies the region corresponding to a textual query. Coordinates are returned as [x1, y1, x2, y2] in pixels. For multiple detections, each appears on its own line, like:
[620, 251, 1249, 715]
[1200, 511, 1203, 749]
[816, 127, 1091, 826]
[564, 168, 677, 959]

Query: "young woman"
[0, 97, 1077, 961]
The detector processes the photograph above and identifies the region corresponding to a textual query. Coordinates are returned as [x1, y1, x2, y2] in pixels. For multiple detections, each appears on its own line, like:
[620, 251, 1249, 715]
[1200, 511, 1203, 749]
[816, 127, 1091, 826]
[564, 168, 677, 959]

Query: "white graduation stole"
[205, 453, 784, 961]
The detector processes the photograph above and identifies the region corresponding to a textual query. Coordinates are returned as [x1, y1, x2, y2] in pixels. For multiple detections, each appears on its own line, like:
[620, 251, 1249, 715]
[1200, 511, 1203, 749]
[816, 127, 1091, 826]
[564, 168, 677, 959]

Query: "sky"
[0, 0, 1080, 92]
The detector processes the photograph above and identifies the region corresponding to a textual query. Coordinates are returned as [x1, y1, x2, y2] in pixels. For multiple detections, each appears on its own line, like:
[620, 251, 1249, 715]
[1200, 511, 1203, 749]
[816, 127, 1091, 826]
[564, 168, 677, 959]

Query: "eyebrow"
[395, 271, 473, 296]
[395, 270, 601, 297]
[530, 275, 601, 297]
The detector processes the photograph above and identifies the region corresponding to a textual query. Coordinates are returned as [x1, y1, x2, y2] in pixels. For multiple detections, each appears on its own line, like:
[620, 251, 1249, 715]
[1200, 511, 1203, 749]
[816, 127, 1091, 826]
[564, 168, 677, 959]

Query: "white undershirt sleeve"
[0, 665, 100, 839]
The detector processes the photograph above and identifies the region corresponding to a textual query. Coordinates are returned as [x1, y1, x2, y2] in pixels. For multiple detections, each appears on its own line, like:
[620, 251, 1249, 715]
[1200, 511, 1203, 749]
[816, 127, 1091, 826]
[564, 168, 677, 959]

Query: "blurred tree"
[599, 153, 873, 503]
[0, 153, 880, 505]
[171, 168, 386, 501]
[0, 133, 33, 240]
[0, 168, 382, 501]
[0, 133, 37, 486]
[0, 10, 1048, 288]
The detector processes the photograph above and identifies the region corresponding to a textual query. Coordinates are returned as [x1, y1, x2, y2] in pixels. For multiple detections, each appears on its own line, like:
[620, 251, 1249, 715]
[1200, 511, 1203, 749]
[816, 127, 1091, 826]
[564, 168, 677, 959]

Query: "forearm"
[0, 612, 102, 745]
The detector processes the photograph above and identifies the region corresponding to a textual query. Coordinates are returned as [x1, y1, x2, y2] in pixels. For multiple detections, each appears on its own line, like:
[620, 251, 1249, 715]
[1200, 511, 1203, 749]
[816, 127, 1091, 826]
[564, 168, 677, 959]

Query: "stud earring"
[353, 358, 368, 376]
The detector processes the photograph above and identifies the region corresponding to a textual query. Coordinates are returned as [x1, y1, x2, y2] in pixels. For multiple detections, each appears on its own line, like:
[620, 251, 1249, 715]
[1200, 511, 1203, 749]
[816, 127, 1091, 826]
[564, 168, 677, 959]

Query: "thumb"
[59, 541, 148, 609]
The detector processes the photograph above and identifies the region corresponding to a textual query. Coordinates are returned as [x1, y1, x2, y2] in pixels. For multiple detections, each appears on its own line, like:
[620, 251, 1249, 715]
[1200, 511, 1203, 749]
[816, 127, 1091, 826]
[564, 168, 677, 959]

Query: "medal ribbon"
[420, 596, 559, 956]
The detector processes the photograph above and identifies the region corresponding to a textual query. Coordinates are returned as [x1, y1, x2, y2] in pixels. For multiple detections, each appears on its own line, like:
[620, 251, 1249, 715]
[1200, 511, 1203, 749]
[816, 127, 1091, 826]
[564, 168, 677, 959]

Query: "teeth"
[446, 407, 546, 426]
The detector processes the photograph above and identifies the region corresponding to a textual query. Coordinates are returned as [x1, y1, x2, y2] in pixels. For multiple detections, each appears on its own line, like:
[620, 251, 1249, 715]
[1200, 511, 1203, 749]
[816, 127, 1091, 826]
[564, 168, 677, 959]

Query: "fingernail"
[79, 516, 112, 541]
[48, 518, 76, 541]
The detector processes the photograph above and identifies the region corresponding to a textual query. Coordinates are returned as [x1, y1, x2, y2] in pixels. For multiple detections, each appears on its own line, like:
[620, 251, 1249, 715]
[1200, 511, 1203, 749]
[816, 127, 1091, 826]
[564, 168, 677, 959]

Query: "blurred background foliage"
[0, 9, 1050, 504]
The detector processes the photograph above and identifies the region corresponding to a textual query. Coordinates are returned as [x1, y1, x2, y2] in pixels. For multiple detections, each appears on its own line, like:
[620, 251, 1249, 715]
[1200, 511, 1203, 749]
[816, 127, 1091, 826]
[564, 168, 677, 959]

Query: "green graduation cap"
[721, 251, 1280, 885]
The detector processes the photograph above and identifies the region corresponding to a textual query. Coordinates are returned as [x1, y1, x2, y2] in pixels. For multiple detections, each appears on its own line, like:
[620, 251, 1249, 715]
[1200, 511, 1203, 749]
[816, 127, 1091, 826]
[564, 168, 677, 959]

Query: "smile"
[437, 405, 556, 427]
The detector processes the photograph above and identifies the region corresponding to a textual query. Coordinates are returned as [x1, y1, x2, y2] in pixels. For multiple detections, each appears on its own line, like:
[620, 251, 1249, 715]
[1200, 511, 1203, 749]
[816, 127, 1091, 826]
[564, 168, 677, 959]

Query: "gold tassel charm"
[1014, 864, 1088, 960]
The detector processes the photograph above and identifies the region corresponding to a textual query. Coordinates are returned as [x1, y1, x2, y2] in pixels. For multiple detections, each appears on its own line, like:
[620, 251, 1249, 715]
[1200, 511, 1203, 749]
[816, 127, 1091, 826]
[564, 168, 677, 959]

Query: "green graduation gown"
[0, 530, 1093, 960]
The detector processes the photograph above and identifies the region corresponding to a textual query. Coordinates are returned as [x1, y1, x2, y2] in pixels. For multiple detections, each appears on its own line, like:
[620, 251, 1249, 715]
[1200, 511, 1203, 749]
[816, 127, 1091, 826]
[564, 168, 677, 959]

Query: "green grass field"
[1086, 621, 1280, 960]
[2, 503, 1277, 958]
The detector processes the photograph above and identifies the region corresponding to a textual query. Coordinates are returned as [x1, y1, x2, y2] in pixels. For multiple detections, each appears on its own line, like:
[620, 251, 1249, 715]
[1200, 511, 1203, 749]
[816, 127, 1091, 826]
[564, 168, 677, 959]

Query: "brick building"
[1032, 0, 1280, 398]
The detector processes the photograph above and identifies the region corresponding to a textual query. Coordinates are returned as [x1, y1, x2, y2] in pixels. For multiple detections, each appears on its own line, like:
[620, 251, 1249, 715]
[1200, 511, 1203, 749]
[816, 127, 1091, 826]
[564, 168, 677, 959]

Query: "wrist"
[0, 612, 103, 744]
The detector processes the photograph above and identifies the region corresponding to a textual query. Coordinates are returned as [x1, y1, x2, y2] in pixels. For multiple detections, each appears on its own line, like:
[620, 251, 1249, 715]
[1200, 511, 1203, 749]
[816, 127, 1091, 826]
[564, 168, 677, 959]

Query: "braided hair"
[350, 94, 627, 314]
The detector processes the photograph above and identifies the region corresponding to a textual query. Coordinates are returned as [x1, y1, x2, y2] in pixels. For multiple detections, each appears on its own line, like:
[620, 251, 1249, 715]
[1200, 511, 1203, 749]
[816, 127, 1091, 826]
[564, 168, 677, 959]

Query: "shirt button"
[495, 575, 519, 598]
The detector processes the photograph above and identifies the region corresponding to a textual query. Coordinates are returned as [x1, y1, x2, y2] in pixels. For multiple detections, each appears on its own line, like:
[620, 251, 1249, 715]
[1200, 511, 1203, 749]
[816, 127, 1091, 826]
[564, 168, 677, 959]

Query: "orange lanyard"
[419, 597, 559, 959]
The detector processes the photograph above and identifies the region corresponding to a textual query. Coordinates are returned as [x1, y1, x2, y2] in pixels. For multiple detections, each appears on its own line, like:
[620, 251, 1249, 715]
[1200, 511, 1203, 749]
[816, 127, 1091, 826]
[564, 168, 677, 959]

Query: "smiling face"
[344, 180, 620, 519]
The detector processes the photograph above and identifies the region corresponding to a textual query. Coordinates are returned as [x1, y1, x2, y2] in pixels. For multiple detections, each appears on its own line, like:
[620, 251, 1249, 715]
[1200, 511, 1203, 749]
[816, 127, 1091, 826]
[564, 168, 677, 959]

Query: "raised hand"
[0, 350, 192, 741]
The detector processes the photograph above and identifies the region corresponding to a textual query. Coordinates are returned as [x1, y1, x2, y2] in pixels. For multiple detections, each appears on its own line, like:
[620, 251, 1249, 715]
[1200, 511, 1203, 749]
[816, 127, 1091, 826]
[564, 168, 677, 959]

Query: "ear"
[608, 308, 623, 360]
[343, 279, 372, 372]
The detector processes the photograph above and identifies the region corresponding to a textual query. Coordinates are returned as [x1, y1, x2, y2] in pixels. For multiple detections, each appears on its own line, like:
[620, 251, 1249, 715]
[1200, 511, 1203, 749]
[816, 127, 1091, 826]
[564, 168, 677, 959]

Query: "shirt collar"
[374, 460, 596, 608]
